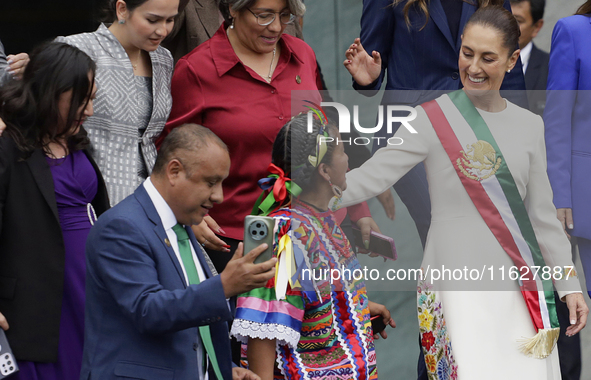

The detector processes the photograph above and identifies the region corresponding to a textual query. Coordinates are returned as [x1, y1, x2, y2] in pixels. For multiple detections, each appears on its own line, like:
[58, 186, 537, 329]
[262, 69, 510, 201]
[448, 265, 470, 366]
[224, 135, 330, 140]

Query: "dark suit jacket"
[524, 43, 549, 115]
[163, 0, 221, 64]
[0, 136, 109, 362]
[81, 184, 234, 380]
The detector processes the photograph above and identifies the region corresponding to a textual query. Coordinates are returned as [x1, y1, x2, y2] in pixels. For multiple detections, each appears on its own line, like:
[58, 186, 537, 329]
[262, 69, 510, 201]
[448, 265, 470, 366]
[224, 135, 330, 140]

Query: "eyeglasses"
[247, 9, 296, 26]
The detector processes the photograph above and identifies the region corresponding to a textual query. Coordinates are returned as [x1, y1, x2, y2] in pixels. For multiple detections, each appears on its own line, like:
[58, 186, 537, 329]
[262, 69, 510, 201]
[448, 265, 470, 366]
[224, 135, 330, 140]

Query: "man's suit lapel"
[134, 185, 187, 286]
[26, 149, 59, 223]
[193, 0, 221, 40]
[429, 0, 455, 51]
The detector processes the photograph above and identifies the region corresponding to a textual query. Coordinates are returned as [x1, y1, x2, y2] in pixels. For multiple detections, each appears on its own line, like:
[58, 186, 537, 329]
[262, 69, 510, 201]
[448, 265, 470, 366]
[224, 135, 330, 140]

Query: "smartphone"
[370, 315, 387, 335]
[0, 329, 19, 379]
[244, 215, 275, 264]
[351, 227, 397, 261]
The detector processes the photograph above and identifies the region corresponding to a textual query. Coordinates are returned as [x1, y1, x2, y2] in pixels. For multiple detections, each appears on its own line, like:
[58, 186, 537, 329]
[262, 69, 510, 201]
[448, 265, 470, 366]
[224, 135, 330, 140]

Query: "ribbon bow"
[258, 163, 290, 203]
[252, 163, 302, 216]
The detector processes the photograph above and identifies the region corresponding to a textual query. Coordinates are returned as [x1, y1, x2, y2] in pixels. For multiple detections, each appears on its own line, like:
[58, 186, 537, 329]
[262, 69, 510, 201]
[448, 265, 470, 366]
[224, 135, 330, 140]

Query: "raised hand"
[344, 38, 382, 87]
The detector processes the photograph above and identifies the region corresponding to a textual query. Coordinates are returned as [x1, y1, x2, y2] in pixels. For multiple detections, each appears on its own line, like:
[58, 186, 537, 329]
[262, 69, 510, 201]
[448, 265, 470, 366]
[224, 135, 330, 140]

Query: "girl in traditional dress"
[231, 113, 395, 379]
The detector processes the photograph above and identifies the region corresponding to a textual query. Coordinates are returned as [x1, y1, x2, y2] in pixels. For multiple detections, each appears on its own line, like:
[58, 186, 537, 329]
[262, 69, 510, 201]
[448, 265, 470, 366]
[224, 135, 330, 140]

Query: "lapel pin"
[296, 75, 301, 84]
[165, 238, 171, 247]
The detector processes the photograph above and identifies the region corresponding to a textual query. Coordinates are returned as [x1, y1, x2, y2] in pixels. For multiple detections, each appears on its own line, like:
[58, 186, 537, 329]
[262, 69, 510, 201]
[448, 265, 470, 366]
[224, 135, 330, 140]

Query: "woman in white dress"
[343, 6, 588, 380]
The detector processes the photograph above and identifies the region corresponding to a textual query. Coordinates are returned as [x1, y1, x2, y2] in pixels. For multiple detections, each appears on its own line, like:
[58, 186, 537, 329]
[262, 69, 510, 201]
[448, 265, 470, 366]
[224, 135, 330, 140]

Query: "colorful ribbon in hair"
[303, 100, 328, 126]
[252, 163, 302, 216]
[303, 100, 330, 167]
[275, 221, 320, 302]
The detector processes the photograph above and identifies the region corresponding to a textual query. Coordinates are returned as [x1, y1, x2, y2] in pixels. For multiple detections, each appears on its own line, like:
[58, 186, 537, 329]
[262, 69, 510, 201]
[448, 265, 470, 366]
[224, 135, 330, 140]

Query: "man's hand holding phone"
[220, 242, 277, 298]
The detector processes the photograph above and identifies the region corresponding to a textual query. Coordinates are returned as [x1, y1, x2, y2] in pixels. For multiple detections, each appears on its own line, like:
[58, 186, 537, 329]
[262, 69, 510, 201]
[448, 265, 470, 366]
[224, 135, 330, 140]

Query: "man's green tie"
[172, 223, 224, 380]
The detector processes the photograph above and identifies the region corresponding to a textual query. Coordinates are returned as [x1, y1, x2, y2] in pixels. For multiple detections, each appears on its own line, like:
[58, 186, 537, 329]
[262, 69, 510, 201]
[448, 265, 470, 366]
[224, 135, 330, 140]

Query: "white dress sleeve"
[341, 105, 433, 208]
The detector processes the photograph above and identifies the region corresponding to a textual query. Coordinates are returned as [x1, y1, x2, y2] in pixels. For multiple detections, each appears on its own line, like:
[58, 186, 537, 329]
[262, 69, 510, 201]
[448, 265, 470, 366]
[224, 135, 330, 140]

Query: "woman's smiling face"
[458, 23, 520, 95]
[230, 0, 290, 54]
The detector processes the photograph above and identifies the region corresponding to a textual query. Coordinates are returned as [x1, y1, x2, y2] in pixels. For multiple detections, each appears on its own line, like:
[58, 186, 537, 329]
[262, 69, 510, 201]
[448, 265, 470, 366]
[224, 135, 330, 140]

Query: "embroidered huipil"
[231, 204, 378, 380]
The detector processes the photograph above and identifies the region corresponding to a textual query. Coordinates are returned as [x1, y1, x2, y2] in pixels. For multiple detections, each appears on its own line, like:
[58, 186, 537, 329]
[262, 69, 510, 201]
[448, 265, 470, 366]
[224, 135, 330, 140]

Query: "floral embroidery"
[419, 309, 434, 329]
[425, 354, 437, 373]
[437, 359, 450, 379]
[417, 273, 458, 380]
[422, 331, 435, 352]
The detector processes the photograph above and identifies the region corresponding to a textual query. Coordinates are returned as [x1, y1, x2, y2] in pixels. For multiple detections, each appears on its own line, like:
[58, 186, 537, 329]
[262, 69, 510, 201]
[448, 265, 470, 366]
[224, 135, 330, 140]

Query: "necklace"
[45, 151, 67, 159]
[130, 50, 142, 71]
[298, 198, 328, 212]
[44, 142, 68, 159]
[266, 47, 276, 82]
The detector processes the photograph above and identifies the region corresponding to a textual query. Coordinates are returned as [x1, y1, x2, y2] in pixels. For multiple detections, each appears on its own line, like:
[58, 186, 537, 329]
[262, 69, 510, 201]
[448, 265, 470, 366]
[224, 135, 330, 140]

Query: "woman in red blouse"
[159, 0, 375, 271]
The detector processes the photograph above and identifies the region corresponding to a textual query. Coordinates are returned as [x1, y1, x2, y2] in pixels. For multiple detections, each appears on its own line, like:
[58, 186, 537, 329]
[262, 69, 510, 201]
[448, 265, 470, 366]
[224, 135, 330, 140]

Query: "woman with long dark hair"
[0, 42, 109, 380]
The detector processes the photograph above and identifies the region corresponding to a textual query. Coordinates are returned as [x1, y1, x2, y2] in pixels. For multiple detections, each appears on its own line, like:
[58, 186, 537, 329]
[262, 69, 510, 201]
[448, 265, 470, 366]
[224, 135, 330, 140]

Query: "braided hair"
[272, 112, 338, 196]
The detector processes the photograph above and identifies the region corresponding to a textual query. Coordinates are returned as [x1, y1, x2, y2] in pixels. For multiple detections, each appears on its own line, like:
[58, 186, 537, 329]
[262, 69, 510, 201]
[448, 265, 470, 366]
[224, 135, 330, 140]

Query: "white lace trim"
[231, 319, 300, 349]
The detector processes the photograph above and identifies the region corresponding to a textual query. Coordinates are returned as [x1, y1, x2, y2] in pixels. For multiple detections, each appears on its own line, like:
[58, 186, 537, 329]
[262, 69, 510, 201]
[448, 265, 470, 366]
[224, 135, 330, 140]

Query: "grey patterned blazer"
[56, 24, 174, 205]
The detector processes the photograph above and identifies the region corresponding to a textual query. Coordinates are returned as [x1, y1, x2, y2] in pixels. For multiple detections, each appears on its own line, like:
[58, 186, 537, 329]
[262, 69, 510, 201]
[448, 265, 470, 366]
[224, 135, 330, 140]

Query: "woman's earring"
[118, 19, 126, 24]
[328, 179, 343, 199]
[506, 69, 511, 73]
[230, 18, 235, 29]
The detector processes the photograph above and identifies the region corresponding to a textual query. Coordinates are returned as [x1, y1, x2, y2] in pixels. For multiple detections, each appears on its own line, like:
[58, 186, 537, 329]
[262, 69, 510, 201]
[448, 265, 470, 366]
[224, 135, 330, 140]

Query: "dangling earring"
[230, 18, 235, 29]
[118, 19, 125, 24]
[328, 179, 343, 199]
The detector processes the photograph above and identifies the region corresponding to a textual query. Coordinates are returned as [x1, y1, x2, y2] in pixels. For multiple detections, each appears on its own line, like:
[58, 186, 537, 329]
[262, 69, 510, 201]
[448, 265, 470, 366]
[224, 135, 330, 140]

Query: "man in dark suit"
[511, 0, 549, 115]
[81, 124, 273, 380]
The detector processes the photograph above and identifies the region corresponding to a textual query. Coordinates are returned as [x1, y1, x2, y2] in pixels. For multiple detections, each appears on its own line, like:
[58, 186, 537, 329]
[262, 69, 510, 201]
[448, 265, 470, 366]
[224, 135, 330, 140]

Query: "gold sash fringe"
[518, 327, 560, 359]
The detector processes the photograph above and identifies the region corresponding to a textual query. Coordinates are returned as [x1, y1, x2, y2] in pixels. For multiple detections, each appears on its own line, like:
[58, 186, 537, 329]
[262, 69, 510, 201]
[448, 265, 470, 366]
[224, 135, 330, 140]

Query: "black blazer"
[525, 43, 550, 116]
[0, 136, 109, 362]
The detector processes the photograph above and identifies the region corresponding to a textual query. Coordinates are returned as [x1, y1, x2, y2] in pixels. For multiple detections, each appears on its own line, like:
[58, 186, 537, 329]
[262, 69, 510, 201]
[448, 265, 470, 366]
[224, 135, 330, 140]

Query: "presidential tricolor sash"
[423, 90, 559, 358]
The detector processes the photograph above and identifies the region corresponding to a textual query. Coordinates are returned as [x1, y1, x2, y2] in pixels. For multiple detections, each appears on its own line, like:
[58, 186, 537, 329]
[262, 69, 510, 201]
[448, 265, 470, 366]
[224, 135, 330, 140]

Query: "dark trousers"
[555, 291, 582, 380]
[577, 237, 591, 298]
